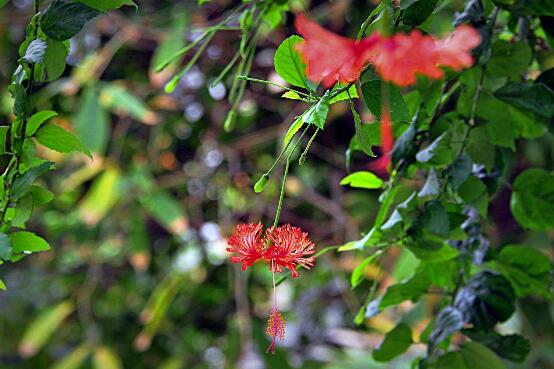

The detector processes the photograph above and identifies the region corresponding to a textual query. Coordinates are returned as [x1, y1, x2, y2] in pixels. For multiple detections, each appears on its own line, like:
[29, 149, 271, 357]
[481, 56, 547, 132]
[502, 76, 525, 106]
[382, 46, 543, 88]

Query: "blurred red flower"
[294, 15, 481, 88]
[295, 14, 381, 87]
[263, 224, 316, 278]
[372, 25, 481, 86]
[226, 223, 264, 270]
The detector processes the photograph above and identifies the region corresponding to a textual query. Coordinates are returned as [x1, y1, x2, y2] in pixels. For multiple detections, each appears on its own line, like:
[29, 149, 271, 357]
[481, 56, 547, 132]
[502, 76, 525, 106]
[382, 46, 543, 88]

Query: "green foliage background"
[0, 0, 553, 368]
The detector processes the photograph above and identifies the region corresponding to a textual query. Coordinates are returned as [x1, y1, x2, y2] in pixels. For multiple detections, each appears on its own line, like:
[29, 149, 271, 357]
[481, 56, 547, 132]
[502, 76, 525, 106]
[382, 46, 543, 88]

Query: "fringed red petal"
[226, 223, 264, 271]
[263, 224, 316, 278]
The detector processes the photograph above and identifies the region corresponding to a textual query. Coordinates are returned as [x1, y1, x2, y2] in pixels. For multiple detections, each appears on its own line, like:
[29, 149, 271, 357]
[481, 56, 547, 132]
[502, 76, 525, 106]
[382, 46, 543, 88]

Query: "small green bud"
[164, 74, 180, 94]
[254, 174, 269, 193]
[224, 110, 236, 132]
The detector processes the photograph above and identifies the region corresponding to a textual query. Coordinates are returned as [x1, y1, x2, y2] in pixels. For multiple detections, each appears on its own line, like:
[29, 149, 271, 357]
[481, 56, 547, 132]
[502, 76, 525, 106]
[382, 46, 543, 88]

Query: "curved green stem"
[270, 125, 310, 228]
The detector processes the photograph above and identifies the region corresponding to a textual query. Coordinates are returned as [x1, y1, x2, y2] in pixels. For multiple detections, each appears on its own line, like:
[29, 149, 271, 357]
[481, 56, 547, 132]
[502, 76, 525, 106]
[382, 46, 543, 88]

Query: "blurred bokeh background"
[0, 0, 552, 368]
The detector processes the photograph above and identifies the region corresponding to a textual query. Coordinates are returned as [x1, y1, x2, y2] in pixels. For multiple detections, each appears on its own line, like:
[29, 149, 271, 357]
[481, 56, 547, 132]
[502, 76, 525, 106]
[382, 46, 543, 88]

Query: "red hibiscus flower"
[227, 223, 316, 276]
[294, 14, 481, 88]
[263, 224, 316, 278]
[227, 223, 315, 354]
[226, 223, 264, 270]
[371, 30, 444, 87]
[434, 25, 482, 71]
[295, 14, 381, 88]
[372, 26, 481, 86]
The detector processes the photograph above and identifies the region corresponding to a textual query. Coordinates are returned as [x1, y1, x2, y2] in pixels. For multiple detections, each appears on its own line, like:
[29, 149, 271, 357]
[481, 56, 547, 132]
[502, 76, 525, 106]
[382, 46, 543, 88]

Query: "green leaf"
[454, 271, 515, 330]
[11, 194, 33, 228]
[22, 39, 47, 64]
[74, 85, 109, 154]
[340, 171, 384, 189]
[392, 122, 417, 165]
[510, 168, 554, 231]
[418, 168, 440, 198]
[20, 139, 37, 172]
[35, 124, 92, 158]
[44, 38, 69, 81]
[380, 271, 430, 308]
[428, 307, 464, 350]
[437, 342, 507, 369]
[350, 102, 375, 157]
[351, 252, 381, 288]
[18, 301, 74, 357]
[372, 323, 412, 362]
[416, 133, 455, 166]
[362, 80, 411, 122]
[261, 2, 287, 29]
[422, 201, 450, 238]
[26, 110, 58, 137]
[402, 0, 439, 26]
[0, 279, 5, 290]
[458, 175, 489, 216]
[492, 244, 552, 298]
[381, 209, 403, 232]
[79, 0, 136, 11]
[0, 233, 13, 261]
[281, 91, 303, 100]
[29, 185, 54, 206]
[11, 161, 54, 200]
[446, 155, 473, 191]
[407, 241, 460, 263]
[9, 231, 50, 253]
[487, 41, 532, 79]
[283, 117, 303, 147]
[329, 84, 359, 104]
[474, 91, 519, 150]
[274, 35, 309, 88]
[302, 97, 329, 129]
[41, 0, 102, 41]
[466, 127, 494, 171]
[463, 330, 530, 363]
[13, 84, 30, 119]
[494, 82, 554, 118]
